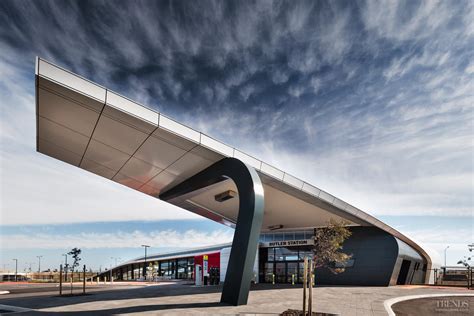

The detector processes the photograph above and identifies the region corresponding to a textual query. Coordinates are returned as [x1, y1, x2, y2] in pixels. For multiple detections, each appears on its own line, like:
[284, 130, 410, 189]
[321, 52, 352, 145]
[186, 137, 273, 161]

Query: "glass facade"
[259, 246, 313, 284]
[114, 229, 315, 283]
[115, 257, 195, 281]
[258, 229, 315, 284]
[259, 229, 314, 242]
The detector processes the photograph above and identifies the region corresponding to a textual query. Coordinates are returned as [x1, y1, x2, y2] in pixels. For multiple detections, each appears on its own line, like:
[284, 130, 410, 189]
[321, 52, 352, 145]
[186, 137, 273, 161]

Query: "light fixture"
[215, 190, 236, 202]
[268, 224, 284, 231]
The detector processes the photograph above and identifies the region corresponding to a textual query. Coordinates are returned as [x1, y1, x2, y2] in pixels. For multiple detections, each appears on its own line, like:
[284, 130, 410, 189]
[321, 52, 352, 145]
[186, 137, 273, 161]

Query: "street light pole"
[110, 257, 121, 281]
[444, 246, 450, 267]
[37, 255, 43, 273]
[141, 245, 150, 280]
[63, 254, 68, 281]
[110, 257, 121, 267]
[12, 259, 18, 282]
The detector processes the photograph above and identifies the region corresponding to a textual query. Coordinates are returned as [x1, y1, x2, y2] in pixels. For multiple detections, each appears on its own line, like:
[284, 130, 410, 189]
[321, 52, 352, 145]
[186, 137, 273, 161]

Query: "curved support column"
[160, 157, 264, 306]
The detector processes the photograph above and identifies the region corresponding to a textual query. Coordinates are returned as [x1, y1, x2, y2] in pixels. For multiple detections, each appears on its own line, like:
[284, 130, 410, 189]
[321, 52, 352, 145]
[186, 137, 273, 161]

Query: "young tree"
[68, 248, 82, 272]
[457, 257, 471, 267]
[312, 219, 352, 274]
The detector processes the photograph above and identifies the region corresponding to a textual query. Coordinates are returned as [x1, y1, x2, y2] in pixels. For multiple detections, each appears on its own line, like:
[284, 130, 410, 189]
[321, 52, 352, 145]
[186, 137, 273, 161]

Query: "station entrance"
[259, 246, 313, 284]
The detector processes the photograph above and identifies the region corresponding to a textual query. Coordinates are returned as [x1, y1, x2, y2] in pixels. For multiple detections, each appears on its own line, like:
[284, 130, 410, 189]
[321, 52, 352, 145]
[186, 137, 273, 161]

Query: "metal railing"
[431, 267, 472, 289]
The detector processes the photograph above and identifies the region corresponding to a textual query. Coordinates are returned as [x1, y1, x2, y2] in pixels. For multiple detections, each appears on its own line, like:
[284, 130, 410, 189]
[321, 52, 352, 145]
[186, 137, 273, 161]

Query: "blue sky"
[0, 0, 473, 271]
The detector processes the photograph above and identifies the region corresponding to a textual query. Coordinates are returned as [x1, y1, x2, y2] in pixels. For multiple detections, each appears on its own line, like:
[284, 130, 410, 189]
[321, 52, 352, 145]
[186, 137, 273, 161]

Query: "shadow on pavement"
[0, 283, 312, 313]
[18, 301, 225, 315]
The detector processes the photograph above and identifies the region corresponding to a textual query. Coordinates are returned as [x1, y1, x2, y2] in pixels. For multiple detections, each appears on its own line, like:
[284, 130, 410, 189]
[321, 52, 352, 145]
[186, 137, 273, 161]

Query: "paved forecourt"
[0, 283, 471, 315]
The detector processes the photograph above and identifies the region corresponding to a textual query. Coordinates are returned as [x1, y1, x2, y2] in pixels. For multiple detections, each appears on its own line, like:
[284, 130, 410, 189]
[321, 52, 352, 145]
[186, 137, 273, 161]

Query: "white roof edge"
[36, 58, 432, 274]
[35, 56, 39, 75]
[117, 242, 233, 268]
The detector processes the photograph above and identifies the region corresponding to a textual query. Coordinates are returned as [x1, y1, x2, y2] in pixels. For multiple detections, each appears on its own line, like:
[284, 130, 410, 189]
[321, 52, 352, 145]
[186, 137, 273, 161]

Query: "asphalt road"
[0, 281, 149, 300]
[391, 295, 474, 316]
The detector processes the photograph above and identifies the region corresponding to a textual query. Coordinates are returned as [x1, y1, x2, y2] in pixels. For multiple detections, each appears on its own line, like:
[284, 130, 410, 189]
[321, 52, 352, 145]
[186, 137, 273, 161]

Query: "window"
[264, 263, 274, 282]
[284, 232, 295, 240]
[298, 250, 312, 260]
[160, 261, 169, 276]
[177, 259, 188, 279]
[275, 247, 298, 261]
[294, 231, 305, 240]
[267, 248, 275, 261]
[274, 233, 284, 241]
[169, 260, 176, 277]
[187, 258, 194, 279]
[264, 234, 274, 242]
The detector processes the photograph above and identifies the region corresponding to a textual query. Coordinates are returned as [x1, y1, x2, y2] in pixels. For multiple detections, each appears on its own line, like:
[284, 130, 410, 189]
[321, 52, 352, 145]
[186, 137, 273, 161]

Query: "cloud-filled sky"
[0, 0, 473, 269]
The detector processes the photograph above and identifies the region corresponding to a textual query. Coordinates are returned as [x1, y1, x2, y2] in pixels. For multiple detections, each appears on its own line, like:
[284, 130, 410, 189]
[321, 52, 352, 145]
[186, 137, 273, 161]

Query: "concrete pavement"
[0, 282, 471, 315]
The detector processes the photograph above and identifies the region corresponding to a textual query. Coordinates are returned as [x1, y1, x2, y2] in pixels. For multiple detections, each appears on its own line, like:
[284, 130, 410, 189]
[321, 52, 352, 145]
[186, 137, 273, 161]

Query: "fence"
[431, 267, 472, 289]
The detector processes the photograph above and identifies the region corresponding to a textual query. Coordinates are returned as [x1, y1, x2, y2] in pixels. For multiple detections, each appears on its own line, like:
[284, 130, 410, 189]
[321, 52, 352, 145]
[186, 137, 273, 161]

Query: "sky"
[0, 0, 473, 272]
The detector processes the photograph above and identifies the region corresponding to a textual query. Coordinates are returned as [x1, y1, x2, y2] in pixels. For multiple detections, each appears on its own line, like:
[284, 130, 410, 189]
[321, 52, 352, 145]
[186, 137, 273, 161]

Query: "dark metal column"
[160, 157, 264, 306]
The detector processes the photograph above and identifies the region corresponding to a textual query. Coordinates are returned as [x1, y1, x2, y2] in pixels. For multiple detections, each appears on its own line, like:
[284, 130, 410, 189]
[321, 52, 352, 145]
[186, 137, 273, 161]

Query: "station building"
[106, 226, 428, 286]
[34, 58, 436, 303]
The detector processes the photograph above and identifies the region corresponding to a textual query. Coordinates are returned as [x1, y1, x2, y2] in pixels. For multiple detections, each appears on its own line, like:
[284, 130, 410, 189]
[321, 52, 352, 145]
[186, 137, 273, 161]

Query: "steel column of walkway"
[160, 157, 264, 306]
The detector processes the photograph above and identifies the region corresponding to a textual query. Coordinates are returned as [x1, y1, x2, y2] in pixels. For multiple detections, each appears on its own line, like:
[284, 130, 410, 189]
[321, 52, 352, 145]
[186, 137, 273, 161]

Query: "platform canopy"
[34, 58, 429, 263]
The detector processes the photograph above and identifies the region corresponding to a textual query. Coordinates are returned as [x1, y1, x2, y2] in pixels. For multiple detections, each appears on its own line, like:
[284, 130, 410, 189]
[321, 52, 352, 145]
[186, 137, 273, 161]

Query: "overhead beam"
[160, 157, 264, 306]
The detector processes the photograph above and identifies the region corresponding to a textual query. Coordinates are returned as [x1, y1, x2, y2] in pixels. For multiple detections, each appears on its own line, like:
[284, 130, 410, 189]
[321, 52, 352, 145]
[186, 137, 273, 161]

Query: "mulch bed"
[281, 309, 338, 316]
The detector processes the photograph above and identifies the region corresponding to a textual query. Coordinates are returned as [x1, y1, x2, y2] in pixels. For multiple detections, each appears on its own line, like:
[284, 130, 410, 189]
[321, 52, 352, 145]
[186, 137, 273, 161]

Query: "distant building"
[0, 273, 29, 282]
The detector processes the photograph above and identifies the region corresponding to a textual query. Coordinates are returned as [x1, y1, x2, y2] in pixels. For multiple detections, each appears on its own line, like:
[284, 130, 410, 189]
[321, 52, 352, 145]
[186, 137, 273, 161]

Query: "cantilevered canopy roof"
[35, 57, 430, 268]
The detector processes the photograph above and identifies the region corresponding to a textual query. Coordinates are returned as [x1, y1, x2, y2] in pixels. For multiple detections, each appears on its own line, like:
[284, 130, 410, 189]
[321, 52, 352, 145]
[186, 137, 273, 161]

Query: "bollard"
[308, 259, 313, 315]
[82, 265, 86, 295]
[59, 264, 63, 296]
[272, 273, 275, 285]
[292, 274, 295, 285]
[303, 257, 307, 315]
[312, 273, 315, 286]
[467, 267, 470, 289]
[70, 275, 73, 295]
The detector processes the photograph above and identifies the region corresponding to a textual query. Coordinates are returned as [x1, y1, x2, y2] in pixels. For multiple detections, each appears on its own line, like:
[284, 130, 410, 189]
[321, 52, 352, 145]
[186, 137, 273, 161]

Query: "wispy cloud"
[0, 0, 472, 226]
[400, 227, 473, 266]
[1, 229, 234, 250]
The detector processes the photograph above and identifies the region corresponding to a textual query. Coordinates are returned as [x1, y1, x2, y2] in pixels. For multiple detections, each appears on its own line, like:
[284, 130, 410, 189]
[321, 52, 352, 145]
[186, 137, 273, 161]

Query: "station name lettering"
[265, 239, 313, 247]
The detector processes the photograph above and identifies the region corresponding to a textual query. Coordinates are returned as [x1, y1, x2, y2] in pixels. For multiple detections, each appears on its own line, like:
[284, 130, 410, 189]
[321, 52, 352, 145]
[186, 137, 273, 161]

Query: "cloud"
[398, 226, 473, 266]
[0, 229, 234, 250]
[360, 0, 466, 42]
[288, 84, 305, 98]
[272, 69, 290, 84]
[0, 55, 200, 225]
[0, 0, 472, 227]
